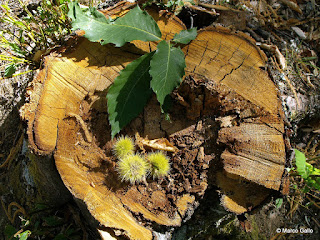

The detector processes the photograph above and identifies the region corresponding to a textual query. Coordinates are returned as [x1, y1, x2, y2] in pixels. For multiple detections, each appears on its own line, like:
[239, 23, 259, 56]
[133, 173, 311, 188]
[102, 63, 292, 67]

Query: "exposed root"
[1, 200, 27, 224]
[0, 134, 24, 169]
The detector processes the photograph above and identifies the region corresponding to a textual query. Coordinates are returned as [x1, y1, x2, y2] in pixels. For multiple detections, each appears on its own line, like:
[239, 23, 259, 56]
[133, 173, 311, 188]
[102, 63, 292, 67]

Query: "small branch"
[66, 113, 92, 143]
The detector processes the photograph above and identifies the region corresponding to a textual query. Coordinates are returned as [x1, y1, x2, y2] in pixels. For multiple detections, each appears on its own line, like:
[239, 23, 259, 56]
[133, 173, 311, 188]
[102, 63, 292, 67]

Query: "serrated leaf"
[275, 198, 283, 209]
[306, 177, 320, 191]
[87, 6, 112, 24]
[173, 27, 197, 44]
[18, 230, 31, 240]
[294, 149, 308, 179]
[68, 2, 161, 47]
[4, 225, 17, 239]
[107, 52, 155, 138]
[306, 162, 320, 176]
[4, 63, 16, 77]
[149, 40, 186, 106]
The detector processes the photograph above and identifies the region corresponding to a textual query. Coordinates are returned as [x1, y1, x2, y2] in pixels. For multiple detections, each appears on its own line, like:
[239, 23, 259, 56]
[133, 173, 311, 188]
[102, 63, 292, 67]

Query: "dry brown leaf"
[260, 44, 287, 70]
[135, 133, 178, 152]
[279, 0, 302, 14]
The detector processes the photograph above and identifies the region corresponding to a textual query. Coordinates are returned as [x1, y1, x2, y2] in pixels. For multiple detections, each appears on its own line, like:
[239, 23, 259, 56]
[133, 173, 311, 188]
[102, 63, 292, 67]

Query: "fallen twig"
[279, 0, 302, 14]
[260, 44, 286, 70]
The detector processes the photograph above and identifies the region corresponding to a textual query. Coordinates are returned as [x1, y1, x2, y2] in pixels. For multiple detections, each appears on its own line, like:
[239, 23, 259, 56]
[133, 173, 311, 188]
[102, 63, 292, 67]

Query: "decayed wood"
[218, 121, 285, 190]
[180, 26, 286, 212]
[216, 172, 271, 214]
[20, 1, 287, 239]
[184, 27, 281, 115]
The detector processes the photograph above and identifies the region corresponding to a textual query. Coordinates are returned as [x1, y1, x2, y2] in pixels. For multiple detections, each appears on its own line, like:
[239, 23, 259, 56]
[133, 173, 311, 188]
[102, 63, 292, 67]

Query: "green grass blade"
[4, 63, 16, 77]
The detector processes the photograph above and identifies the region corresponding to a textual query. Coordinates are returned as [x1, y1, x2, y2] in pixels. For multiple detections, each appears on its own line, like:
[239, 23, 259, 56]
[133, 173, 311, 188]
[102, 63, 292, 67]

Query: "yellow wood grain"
[20, 1, 287, 235]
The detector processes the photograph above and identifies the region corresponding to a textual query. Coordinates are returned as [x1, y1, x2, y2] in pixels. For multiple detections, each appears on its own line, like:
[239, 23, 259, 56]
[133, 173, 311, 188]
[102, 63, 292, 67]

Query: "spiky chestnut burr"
[147, 151, 170, 178]
[117, 154, 149, 184]
[112, 136, 135, 159]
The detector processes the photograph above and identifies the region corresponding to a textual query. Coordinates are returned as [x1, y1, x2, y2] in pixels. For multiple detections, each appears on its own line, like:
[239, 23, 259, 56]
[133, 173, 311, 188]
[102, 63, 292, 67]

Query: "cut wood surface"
[182, 27, 285, 191]
[20, 2, 287, 239]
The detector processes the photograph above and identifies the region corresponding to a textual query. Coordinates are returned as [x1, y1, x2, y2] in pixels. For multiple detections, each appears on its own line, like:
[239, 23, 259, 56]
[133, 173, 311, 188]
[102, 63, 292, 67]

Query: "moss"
[247, 215, 267, 240]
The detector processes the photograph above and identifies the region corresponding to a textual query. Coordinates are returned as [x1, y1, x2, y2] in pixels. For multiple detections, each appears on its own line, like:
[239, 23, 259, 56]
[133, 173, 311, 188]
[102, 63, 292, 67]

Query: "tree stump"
[20, 2, 287, 239]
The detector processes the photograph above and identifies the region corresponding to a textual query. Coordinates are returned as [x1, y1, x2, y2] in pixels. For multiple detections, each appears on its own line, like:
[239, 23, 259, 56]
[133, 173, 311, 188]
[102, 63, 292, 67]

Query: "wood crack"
[192, 40, 209, 73]
[219, 49, 252, 83]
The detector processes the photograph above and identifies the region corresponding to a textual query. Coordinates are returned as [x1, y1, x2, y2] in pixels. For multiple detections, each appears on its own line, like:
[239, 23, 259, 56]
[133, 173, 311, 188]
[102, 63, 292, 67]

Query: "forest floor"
[0, 0, 320, 239]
